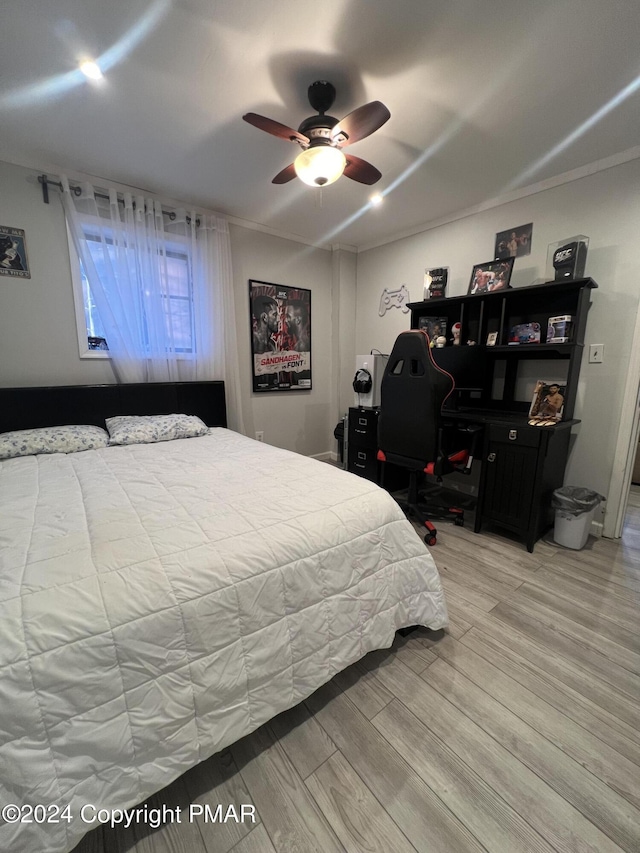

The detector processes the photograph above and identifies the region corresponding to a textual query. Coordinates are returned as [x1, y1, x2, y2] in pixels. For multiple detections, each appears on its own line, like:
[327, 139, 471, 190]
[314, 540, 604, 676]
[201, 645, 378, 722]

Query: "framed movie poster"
[0, 226, 30, 278]
[249, 279, 312, 392]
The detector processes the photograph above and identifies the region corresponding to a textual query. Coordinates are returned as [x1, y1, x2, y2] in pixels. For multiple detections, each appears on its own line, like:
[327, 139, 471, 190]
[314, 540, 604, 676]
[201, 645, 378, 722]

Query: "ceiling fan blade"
[343, 155, 382, 185]
[272, 163, 297, 184]
[243, 113, 309, 144]
[331, 101, 390, 146]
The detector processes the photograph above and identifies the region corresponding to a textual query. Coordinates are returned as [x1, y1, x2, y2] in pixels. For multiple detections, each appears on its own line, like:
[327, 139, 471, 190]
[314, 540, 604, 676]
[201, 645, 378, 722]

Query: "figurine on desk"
[452, 322, 461, 346]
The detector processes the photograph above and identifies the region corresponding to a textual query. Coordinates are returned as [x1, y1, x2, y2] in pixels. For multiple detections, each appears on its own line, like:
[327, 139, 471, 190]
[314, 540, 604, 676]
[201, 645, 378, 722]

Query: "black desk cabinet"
[347, 407, 408, 492]
[347, 407, 379, 481]
[475, 421, 571, 552]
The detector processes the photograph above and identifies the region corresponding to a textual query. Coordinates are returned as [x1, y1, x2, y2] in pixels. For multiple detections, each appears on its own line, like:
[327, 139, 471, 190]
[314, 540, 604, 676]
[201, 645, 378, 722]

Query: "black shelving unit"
[408, 278, 597, 550]
[408, 278, 597, 421]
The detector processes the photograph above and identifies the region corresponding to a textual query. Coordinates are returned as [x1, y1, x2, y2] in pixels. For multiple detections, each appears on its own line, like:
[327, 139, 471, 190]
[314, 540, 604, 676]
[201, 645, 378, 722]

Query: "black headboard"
[0, 381, 227, 433]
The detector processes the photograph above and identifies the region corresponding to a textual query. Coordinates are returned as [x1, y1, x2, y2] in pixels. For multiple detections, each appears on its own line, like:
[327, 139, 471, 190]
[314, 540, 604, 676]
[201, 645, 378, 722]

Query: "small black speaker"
[553, 241, 587, 280]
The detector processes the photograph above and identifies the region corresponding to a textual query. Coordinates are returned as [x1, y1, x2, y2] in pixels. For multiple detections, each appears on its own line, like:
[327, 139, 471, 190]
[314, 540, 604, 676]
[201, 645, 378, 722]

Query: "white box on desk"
[547, 314, 573, 344]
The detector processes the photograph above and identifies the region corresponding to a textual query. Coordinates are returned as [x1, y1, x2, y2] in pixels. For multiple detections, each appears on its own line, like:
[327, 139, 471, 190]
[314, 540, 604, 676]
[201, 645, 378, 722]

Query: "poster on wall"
[249, 279, 312, 392]
[0, 226, 30, 278]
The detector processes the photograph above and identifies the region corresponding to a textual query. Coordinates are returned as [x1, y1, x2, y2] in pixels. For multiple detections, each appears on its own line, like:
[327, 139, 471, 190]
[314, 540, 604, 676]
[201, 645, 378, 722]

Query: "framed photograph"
[495, 223, 533, 259]
[418, 315, 448, 343]
[0, 226, 30, 278]
[468, 257, 515, 295]
[486, 331, 498, 346]
[528, 380, 566, 422]
[249, 280, 311, 392]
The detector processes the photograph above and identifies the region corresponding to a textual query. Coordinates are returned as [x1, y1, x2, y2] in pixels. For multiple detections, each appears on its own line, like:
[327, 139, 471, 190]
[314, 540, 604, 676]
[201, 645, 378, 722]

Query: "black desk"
[349, 404, 576, 552]
[446, 409, 577, 552]
[405, 277, 596, 550]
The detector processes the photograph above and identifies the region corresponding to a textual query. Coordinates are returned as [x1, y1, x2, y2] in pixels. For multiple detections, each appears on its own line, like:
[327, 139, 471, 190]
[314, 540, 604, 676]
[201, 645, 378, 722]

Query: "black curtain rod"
[38, 174, 200, 226]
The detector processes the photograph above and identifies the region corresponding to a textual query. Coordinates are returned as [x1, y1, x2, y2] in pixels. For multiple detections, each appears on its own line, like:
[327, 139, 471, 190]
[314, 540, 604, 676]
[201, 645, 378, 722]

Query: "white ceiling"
[2, 0, 639, 249]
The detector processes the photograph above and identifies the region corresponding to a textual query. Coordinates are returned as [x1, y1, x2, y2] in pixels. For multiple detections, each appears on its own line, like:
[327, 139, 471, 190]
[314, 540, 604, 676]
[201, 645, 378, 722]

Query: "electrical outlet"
[255, 431, 264, 442]
[589, 344, 604, 363]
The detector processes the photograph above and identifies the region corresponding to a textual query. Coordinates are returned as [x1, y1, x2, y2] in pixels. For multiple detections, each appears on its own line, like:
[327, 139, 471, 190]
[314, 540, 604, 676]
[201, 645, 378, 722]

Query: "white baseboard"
[310, 451, 334, 463]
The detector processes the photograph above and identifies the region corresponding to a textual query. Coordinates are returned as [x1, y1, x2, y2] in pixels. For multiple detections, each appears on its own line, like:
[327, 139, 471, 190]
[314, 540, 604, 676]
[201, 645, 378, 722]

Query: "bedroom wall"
[0, 159, 335, 459]
[354, 156, 640, 517]
[0, 161, 116, 387]
[229, 224, 333, 456]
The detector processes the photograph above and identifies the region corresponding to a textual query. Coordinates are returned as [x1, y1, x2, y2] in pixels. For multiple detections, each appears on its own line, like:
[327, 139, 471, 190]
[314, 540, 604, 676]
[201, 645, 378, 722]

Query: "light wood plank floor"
[73, 491, 640, 853]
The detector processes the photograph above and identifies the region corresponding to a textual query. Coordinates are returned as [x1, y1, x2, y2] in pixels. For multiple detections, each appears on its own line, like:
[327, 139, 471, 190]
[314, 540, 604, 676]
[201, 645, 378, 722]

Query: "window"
[68, 222, 195, 359]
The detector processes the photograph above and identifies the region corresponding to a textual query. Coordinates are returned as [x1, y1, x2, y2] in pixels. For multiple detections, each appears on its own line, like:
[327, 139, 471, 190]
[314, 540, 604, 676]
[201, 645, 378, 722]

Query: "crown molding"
[3, 144, 639, 255]
[330, 243, 358, 253]
[224, 213, 331, 250]
[357, 145, 640, 253]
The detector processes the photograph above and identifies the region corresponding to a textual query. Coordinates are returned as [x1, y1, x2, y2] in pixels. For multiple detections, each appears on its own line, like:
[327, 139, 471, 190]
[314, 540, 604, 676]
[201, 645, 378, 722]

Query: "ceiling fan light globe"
[294, 146, 346, 187]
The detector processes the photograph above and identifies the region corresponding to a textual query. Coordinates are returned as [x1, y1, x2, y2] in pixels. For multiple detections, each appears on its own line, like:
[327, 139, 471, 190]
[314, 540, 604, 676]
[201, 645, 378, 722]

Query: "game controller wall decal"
[379, 285, 410, 317]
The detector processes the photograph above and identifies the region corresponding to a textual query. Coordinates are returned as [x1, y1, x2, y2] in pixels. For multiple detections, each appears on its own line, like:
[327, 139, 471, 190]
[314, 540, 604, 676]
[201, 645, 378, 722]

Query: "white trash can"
[554, 507, 596, 550]
[551, 486, 605, 550]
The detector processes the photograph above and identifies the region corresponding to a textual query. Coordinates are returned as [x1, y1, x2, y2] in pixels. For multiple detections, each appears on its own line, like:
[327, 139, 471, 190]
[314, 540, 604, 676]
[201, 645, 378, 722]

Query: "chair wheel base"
[395, 486, 465, 543]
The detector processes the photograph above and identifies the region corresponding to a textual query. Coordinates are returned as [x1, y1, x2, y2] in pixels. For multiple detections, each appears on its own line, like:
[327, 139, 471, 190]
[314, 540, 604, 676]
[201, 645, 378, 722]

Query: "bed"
[0, 382, 448, 853]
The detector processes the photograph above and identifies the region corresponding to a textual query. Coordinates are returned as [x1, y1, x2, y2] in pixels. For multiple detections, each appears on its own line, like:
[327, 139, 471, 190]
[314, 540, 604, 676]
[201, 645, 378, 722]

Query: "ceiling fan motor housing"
[297, 114, 339, 139]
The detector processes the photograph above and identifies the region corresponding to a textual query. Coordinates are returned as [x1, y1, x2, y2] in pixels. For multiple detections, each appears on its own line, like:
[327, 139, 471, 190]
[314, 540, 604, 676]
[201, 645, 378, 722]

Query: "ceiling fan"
[243, 80, 390, 188]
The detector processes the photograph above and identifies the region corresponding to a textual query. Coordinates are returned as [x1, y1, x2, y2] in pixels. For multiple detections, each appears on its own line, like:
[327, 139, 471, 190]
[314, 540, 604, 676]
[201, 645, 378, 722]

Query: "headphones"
[352, 368, 373, 395]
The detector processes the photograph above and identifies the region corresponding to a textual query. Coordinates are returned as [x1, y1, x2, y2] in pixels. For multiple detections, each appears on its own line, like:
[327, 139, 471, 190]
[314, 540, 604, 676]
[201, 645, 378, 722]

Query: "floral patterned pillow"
[105, 413, 209, 446]
[0, 424, 109, 460]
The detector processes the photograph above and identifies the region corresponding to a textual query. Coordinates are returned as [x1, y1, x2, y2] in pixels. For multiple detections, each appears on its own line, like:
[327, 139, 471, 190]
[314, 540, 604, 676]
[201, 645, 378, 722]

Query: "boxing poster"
[0, 226, 30, 278]
[249, 280, 312, 392]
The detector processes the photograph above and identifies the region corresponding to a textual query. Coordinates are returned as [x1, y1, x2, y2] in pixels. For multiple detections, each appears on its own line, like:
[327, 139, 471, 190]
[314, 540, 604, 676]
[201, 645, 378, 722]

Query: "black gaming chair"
[377, 330, 478, 546]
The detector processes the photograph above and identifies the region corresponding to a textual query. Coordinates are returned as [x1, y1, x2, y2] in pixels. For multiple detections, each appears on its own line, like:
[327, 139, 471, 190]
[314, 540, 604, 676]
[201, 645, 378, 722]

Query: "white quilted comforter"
[0, 429, 447, 853]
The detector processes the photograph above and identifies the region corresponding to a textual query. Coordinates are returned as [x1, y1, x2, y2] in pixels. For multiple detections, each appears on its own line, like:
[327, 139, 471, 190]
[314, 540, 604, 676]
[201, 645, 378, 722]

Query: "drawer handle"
[487, 452, 497, 463]
[509, 429, 518, 441]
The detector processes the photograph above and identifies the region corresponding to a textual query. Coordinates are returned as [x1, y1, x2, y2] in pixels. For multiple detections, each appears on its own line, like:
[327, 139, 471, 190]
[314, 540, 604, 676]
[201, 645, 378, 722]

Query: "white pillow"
[105, 413, 209, 446]
[0, 424, 109, 460]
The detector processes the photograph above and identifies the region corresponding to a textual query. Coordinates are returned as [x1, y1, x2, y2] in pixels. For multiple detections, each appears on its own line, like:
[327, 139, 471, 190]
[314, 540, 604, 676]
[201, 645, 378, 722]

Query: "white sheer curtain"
[61, 175, 245, 433]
